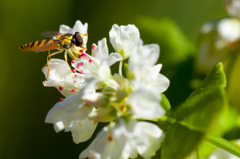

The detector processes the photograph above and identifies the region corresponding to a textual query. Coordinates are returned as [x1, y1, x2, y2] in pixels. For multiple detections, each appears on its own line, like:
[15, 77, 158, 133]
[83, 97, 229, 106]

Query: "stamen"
[72, 69, 76, 73]
[59, 97, 64, 102]
[71, 60, 75, 64]
[91, 44, 96, 50]
[59, 86, 63, 91]
[78, 53, 89, 58]
[76, 62, 83, 69]
[107, 132, 113, 142]
[80, 49, 84, 53]
[74, 74, 78, 78]
[71, 89, 75, 92]
[89, 59, 93, 63]
[79, 70, 84, 74]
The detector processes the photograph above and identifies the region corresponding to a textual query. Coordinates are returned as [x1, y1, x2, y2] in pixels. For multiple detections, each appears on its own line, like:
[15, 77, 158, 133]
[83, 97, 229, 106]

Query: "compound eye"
[73, 32, 83, 47]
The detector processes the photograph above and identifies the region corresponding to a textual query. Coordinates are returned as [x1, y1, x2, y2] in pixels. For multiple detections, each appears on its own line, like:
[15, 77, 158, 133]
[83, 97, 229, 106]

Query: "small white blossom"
[73, 38, 122, 84]
[45, 82, 98, 144]
[109, 24, 140, 59]
[126, 41, 170, 119]
[196, 18, 240, 73]
[226, 0, 240, 19]
[43, 22, 170, 159]
[42, 59, 86, 97]
[79, 118, 164, 159]
[218, 18, 240, 43]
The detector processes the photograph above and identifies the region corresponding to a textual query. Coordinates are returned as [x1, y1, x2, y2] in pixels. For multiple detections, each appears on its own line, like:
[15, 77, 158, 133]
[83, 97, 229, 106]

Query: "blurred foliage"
[1, 0, 238, 159]
[161, 63, 228, 159]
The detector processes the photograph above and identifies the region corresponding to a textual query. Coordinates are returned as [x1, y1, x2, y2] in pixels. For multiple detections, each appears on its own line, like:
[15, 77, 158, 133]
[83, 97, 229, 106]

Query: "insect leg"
[43, 49, 64, 85]
[44, 51, 52, 67]
[68, 49, 77, 59]
[64, 50, 74, 78]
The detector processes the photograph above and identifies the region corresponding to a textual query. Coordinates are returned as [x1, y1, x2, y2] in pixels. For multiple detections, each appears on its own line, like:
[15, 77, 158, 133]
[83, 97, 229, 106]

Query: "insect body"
[20, 31, 87, 83]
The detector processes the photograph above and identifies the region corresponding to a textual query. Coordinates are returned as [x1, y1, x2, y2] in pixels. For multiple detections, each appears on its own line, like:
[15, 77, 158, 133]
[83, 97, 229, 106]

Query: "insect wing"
[41, 31, 61, 37]
[36, 39, 60, 53]
[62, 33, 73, 37]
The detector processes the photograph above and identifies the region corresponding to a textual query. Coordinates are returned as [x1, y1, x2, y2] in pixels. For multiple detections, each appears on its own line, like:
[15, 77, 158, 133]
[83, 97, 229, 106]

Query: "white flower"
[42, 59, 86, 97]
[109, 24, 140, 59]
[196, 18, 240, 73]
[73, 38, 122, 83]
[218, 18, 240, 43]
[79, 118, 164, 159]
[45, 81, 98, 144]
[226, 0, 240, 19]
[126, 41, 170, 119]
[93, 38, 123, 66]
[59, 20, 88, 41]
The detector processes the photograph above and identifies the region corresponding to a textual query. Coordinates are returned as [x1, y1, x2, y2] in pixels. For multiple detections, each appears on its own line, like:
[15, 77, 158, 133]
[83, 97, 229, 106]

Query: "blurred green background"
[0, 0, 228, 159]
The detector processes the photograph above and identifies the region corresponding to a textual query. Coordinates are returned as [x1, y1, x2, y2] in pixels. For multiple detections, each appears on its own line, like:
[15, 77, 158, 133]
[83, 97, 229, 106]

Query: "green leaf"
[205, 135, 240, 158]
[160, 94, 175, 118]
[176, 88, 226, 131]
[161, 123, 203, 159]
[176, 62, 226, 132]
[188, 62, 226, 100]
[161, 62, 227, 159]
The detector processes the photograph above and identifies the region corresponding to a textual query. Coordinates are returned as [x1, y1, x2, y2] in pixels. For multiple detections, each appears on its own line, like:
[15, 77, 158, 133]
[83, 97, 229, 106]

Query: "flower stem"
[119, 60, 123, 76]
[205, 135, 240, 157]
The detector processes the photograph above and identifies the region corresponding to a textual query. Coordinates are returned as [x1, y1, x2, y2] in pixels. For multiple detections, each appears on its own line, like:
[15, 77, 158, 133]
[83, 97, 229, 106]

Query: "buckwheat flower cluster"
[43, 20, 170, 159]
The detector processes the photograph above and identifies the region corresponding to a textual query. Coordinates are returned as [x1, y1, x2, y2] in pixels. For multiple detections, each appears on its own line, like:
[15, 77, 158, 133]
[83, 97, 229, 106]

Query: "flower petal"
[42, 59, 86, 96]
[71, 118, 97, 144]
[94, 38, 109, 62]
[127, 89, 165, 119]
[109, 24, 140, 59]
[107, 52, 123, 66]
[80, 118, 164, 159]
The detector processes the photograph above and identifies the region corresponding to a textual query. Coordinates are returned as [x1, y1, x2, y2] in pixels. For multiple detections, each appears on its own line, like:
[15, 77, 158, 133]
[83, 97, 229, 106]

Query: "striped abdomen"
[20, 39, 59, 52]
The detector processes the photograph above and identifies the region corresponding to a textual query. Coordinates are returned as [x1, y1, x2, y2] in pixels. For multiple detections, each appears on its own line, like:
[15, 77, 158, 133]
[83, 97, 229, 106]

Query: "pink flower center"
[72, 69, 76, 73]
[91, 44, 96, 50]
[76, 62, 84, 69]
[79, 70, 84, 74]
[58, 86, 63, 91]
[59, 97, 63, 102]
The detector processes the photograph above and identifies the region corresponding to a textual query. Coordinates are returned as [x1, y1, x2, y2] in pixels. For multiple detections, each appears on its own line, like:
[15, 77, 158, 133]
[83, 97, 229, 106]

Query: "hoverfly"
[20, 31, 87, 83]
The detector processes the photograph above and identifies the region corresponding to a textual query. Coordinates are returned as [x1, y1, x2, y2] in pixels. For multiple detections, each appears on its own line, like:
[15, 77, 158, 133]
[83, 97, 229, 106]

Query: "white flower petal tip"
[107, 53, 123, 66]
[109, 24, 140, 59]
[59, 20, 88, 35]
[79, 118, 164, 159]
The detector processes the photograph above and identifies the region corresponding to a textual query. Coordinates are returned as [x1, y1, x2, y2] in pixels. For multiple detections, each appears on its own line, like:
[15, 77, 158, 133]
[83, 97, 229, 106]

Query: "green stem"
[119, 60, 123, 76]
[205, 135, 240, 157]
